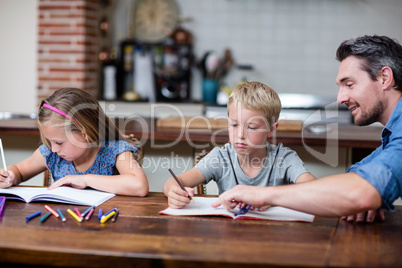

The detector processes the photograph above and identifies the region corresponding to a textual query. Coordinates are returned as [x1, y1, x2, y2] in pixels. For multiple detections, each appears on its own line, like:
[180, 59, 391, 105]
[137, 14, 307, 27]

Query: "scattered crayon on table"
[40, 211, 52, 223]
[67, 208, 82, 223]
[26, 211, 41, 222]
[45, 205, 59, 218]
[57, 208, 66, 222]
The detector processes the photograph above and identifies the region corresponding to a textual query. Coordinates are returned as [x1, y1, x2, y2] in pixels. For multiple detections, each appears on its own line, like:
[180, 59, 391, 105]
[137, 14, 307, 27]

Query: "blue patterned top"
[39, 140, 137, 181]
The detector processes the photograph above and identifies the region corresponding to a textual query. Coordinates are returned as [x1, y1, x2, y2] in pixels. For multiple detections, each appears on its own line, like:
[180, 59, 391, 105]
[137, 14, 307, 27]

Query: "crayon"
[57, 209, 66, 222]
[74, 207, 82, 218]
[45, 205, 59, 218]
[81, 205, 95, 219]
[40, 211, 52, 223]
[98, 208, 103, 221]
[85, 208, 94, 221]
[26, 211, 41, 222]
[111, 209, 119, 223]
[67, 208, 82, 223]
[100, 210, 116, 224]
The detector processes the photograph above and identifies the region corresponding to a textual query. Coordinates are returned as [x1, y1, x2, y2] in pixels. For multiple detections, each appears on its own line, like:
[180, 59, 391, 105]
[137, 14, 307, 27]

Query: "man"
[212, 35, 402, 223]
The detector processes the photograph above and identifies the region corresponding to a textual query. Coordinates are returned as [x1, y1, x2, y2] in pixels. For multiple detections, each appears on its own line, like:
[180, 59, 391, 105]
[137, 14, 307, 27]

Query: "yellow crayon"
[67, 208, 82, 223]
[100, 210, 116, 224]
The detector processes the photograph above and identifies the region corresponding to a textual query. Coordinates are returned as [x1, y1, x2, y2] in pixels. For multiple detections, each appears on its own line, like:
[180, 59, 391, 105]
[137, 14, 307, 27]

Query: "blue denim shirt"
[348, 97, 402, 211]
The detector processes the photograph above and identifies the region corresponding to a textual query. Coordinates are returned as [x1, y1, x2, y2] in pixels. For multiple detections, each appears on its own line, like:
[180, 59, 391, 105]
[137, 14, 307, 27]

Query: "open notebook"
[160, 196, 315, 222]
[0, 186, 115, 206]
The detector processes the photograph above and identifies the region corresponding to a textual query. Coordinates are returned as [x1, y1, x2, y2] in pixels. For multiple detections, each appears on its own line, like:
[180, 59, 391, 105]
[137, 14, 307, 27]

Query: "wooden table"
[0, 192, 400, 267]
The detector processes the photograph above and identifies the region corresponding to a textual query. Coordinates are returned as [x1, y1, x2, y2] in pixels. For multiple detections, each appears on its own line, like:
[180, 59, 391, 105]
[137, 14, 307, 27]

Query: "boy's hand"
[167, 185, 195, 209]
[47, 175, 87, 190]
[0, 169, 14, 188]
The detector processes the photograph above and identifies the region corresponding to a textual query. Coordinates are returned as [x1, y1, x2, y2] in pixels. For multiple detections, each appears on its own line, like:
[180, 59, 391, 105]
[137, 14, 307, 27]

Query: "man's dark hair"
[336, 35, 402, 92]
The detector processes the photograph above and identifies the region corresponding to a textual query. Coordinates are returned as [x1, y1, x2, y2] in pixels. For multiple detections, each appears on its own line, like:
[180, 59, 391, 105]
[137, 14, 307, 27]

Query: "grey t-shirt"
[195, 142, 309, 194]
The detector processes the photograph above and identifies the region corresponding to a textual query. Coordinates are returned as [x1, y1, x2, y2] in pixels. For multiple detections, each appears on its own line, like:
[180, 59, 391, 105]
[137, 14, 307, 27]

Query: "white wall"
[113, 0, 402, 101]
[1, 0, 402, 112]
[0, 0, 38, 114]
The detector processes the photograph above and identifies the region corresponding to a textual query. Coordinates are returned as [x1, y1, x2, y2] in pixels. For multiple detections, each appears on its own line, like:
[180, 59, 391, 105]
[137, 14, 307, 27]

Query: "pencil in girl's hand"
[0, 139, 10, 185]
[168, 168, 193, 203]
[0, 138, 7, 172]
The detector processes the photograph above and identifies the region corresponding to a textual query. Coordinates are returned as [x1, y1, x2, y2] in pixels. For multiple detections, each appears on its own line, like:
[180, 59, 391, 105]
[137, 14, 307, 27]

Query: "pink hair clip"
[42, 103, 79, 123]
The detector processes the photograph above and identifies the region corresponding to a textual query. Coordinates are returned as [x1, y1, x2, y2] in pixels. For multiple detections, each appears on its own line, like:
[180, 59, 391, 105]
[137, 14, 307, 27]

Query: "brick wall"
[37, 0, 100, 103]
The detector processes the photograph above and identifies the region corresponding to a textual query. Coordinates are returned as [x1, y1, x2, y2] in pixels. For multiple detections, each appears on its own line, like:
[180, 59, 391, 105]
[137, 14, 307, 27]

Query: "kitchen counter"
[0, 117, 381, 149]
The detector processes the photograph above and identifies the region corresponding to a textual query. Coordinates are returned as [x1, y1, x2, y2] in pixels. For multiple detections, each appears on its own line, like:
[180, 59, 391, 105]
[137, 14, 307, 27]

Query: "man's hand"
[211, 185, 268, 210]
[341, 209, 385, 223]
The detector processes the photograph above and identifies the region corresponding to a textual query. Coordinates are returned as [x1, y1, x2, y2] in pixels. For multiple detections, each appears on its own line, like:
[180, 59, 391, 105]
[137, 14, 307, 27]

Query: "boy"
[163, 81, 315, 208]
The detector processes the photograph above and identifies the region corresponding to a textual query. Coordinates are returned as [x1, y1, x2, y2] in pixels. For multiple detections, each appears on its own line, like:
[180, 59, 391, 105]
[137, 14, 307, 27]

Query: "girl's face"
[228, 103, 275, 157]
[40, 125, 88, 161]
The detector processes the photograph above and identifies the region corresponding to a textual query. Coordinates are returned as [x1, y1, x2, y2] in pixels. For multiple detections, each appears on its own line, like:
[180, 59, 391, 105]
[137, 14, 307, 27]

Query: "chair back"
[124, 134, 143, 166]
[194, 149, 208, 195]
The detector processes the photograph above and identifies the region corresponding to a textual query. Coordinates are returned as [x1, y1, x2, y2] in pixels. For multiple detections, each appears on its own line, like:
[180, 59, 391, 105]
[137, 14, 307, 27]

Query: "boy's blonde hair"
[227, 81, 281, 125]
[38, 88, 125, 148]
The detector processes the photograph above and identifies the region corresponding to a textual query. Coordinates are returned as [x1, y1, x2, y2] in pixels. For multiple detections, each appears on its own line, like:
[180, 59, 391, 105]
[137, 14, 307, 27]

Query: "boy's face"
[228, 103, 275, 156]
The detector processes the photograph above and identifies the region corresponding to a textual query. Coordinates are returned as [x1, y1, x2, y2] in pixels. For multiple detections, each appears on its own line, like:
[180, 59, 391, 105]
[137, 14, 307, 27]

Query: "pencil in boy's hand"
[168, 168, 194, 203]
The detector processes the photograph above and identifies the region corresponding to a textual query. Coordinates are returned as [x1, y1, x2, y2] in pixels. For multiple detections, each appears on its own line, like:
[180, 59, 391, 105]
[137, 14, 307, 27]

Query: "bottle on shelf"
[102, 48, 117, 100]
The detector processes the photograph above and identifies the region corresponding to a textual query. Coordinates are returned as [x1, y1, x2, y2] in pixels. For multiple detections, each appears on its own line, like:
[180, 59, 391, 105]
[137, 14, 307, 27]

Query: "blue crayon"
[26, 211, 41, 222]
[57, 209, 66, 222]
[81, 205, 95, 218]
[102, 208, 117, 219]
[234, 204, 252, 216]
[98, 208, 103, 220]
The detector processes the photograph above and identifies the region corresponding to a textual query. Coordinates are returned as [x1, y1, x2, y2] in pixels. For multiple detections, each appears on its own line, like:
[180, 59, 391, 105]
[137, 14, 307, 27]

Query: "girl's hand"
[47, 175, 88, 190]
[167, 185, 195, 209]
[0, 169, 15, 188]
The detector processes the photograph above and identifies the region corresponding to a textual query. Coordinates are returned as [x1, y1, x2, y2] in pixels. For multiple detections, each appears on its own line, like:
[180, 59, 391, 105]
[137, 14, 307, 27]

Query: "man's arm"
[212, 172, 382, 217]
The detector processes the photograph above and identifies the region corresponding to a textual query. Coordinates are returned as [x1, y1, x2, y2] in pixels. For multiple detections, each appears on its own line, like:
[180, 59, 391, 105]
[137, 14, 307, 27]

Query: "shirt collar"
[384, 96, 402, 133]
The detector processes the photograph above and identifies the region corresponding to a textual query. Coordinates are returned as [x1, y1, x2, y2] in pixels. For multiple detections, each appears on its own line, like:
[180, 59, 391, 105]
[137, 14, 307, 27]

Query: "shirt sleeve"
[352, 138, 402, 211]
[39, 144, 51, 158]
[277, 145, 309, 184]
[194, 146, 226, 184]
[348, 146, 382, 172]
[99, 140, 138, 170]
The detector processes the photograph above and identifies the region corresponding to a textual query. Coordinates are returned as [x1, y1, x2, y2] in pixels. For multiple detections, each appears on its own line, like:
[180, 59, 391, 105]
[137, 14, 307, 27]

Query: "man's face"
[336, 56, 384, 126]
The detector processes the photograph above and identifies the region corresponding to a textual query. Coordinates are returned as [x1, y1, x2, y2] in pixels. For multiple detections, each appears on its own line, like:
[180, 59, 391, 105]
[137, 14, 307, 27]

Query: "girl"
[0, 88, 149, 196]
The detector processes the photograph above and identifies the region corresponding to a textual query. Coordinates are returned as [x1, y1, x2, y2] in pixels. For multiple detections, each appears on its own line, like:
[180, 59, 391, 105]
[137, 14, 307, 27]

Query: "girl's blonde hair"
[227, 81, 282, 125]
[38, 88, 125, 148]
